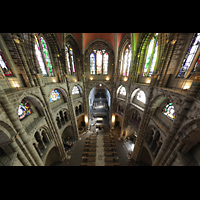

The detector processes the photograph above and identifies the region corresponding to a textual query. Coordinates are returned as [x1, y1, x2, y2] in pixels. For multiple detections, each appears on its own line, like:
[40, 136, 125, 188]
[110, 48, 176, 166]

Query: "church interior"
[1, 33, 200, 166]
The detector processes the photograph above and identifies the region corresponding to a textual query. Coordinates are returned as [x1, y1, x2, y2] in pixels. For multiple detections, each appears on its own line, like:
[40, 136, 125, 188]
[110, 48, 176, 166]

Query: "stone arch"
[71, 84, 83, 95]
[49, 86, 68, 103]
[87, 82, 112, 97]
[16, 93, 45, 118]
[44, 146, 61, 166]
[65, 33, 81, 57]
[130, 88, 147, 105]
[150, 93, 177, 118]
[116, 84, 127, 96]
[0, 121, 16, 145]
[84, 39, 114, 56]
[117, 34, 131, 76]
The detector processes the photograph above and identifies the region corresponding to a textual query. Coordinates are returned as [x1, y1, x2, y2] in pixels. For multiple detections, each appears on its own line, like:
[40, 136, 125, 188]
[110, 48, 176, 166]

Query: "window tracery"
[65, 43, 76, 76]
[90, 50, 109, 75]
[49, 90, 61, 102]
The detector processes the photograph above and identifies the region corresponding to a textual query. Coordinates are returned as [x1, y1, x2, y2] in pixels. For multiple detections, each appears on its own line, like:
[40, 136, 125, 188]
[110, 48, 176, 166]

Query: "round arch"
[16, 93, 46, 119]
[49, 86, 68, 103]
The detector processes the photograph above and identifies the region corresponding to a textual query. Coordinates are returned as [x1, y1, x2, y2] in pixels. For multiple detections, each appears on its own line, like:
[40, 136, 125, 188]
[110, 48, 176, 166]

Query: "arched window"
[40, 37, 54, 76]
[162, 100, 175, 121]
[136, 90, 146, 104]
[72, 85, 80, 95]
[18, 100, 32, 121]
[177, 33, 200, 78]
[65, 43, 76, 76]
[119, 86, 126, 96]
[0, 50, 13, 77]
[34, 34, 54, 76]
[90, 50, 109, 75]
[120, 44, 131, 76]
[142, 33, 158, 77]
[49, 90, 61, 102]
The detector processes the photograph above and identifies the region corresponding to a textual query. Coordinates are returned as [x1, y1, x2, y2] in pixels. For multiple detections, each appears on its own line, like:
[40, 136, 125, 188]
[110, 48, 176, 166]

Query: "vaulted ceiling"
[55, 33, 140, 54]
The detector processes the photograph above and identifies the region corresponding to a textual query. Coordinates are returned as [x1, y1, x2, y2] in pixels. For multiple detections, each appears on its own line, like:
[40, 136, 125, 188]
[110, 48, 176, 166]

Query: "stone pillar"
[131, 86, 154, 162]
[38, 79, 67, 161]
[10, 138, 31, 166]
[0, 86, 44, 166]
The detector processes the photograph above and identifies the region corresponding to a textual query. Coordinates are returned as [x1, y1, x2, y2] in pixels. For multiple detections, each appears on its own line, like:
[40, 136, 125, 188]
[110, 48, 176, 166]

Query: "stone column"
[10, 138, 31, 166]
[0, 86, 44, 166]
[131, 86, 154, 162]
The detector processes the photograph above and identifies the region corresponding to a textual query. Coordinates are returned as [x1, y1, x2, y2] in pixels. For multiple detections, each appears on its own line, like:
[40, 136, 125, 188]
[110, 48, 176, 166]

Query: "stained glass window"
[49, 90, 61, 102]
[35, 36, 47, 76]
[136, 90, 146, 104]
[121, 44, 131, 76]
[96, 50, 102, 74]
[143, 37, 155, 76]
[65, 46, 71, 75]
[90, 50, 109, 75]
[90, 53, 96, 74]
[0, 50, 13, 77]
[142, 33, 158, 77]
[18, 100, 32, 121]
[40, 37, 54, 76]
[149, 39, 158, 77]
[193, 54, 200, 72]
[162, 101, 175, 121]
[177, 33, 200, 78]
[72, 86, 80, 95]
[103, 53, 109, 75]
[119, 86, 126, 96]
[65, 43, 76, 76]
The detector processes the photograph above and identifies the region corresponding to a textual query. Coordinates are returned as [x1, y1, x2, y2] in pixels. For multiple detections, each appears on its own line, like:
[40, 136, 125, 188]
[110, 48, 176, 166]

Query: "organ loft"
[0, 33, 200, 166]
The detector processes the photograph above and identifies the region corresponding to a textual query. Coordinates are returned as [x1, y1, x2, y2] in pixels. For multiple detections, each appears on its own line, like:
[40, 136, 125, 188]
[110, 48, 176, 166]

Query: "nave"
[52, 126, 135, 166]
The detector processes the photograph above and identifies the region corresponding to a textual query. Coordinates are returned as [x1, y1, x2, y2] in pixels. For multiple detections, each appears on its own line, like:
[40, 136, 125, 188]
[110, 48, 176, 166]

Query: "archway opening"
[88, 84, 111, 131]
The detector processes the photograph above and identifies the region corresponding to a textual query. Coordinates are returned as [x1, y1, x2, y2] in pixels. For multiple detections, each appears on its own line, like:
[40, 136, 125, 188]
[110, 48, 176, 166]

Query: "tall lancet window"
[90, 50, 109, 75]
[177, 33, 200, 78]
[65, 43, 76, 76]
[142, 33, 158, 77]
[34, 34, 54, 76]
[121, 44, 131, 76]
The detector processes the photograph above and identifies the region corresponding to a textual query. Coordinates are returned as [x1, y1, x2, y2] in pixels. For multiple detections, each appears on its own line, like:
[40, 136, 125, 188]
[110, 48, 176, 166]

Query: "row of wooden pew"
[103, 133, 120, 166]
[81, 133, 97, 166]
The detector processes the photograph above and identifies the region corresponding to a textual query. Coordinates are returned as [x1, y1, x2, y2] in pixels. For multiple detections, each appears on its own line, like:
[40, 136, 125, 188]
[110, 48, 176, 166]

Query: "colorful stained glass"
[177, 33, 200, 78]
[96, 50, 102, 74]
[0, 50, 13, 77]
[49, 90, 61, 102]
[136, 90, 146, 104]
[162, 101, 175, 121]
[35, 36, 47, 76]
[143, 37, 155, 76]
[149, 39, 158, 77]
[90, 53, 96, 74]
[40, 37, 54, 76]
[18, 100, 32, 121]
[103, 53, 109, 75]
